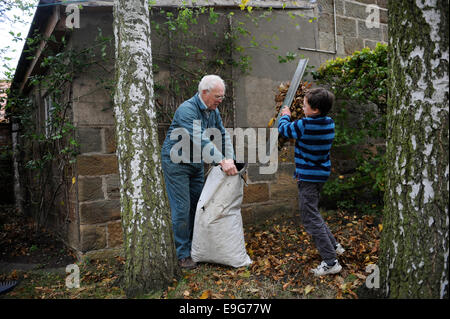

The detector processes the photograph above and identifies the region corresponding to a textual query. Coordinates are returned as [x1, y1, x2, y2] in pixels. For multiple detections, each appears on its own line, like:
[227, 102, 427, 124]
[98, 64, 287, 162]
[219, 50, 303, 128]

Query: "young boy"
[278, 87, 345, 276]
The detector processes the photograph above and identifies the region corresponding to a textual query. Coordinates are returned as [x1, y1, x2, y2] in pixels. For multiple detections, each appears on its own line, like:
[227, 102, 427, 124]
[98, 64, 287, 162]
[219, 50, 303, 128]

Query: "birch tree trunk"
[113, 0, 180, 297]
[380, 0, 449, 298]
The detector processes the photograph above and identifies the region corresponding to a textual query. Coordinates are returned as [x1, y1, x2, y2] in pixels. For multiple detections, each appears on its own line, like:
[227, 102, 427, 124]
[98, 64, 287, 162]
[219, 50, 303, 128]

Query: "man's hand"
[219, 158, 238, 176]
[280, 106, 291, 117]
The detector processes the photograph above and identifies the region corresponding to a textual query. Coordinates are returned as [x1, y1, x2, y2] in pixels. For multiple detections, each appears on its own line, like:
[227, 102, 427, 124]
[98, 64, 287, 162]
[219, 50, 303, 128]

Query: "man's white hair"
[198, 74, 225, 93]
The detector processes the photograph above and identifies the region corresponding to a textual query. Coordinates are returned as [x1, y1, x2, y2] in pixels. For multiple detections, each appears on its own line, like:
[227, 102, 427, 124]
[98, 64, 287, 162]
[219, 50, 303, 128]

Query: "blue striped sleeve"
[278, 115, 303, 139]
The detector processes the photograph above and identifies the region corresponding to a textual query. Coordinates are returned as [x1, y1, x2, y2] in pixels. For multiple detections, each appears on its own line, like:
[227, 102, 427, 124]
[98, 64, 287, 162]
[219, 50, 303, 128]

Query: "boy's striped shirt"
[278, 114, 335, 182]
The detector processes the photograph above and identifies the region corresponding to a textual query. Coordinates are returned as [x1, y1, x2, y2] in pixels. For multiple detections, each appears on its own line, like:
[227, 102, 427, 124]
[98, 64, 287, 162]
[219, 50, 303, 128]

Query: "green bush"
[313, 43, 388, 214]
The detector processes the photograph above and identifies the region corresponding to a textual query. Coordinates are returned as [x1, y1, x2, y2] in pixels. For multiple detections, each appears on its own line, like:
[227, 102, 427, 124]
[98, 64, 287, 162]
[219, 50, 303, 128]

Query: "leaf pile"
[268, 81, 312, 150]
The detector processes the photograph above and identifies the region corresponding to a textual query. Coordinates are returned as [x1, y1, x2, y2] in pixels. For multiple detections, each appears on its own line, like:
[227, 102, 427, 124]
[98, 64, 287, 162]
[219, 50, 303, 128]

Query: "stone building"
[10, 0, 387, 259]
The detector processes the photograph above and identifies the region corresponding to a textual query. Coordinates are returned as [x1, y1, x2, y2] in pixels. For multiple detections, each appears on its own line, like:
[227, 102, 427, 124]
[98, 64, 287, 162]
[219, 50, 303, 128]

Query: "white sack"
[191, 165, 252, 268]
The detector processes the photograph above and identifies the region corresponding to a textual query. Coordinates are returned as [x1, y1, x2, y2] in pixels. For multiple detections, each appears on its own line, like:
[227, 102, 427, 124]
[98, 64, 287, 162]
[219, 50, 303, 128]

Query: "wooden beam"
[19, 6, 60, 93]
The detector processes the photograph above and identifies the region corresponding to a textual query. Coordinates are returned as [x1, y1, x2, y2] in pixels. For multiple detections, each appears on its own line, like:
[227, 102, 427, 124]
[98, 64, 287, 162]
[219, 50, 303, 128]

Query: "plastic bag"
[191, 163, 252, 268]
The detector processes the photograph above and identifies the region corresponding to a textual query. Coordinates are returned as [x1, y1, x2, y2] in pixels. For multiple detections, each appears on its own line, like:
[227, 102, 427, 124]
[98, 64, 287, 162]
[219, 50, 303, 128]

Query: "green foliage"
[313, 43, 388, 113]
[313, 44, 388, 214]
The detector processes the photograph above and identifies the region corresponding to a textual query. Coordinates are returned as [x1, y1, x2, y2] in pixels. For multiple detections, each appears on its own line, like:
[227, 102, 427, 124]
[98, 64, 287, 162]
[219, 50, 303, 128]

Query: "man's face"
[201, 84, 225, 110]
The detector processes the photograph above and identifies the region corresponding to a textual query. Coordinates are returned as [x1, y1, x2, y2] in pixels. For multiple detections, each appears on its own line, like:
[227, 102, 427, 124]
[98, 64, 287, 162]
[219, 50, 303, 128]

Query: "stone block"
[364, 39, 380, 50]
[344, 1, 369, 20]
[80, 224, 107, 252]
[73, 101, 115, 126]
[72, 78, 111, 104]
[78, 176, 104, 202]
[243, 183, 270, 204]
[379, 8, 388, 24]
[376, 0, 387, 9]
[381, 24, 388, 42]
[357, 20, 383, 41]
[79, 199, 121, 225]
[239, 77, 280, 128]
[336, 16, 357, 37]
[269, 170, 298, 200]
[103, 126, 117, 154]
[336, 35, 346, 56]
[77, 154, 118, 176]
[343, 36, 364, 55]
[318, 12, 334, 33]
[247, 163, 276, 183]
[107, 221, 123, 248]
[241, 205, 255, 225]
[77, 127, 102, 154]
[277, 162, 296, 175]
[317, 0, 344, 15]
[319, 31, 336, 52]
[105, 174, 121, 200]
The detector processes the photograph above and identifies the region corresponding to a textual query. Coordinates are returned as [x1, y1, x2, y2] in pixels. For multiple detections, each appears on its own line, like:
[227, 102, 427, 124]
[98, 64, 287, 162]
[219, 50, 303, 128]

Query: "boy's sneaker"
[335, 243, 345, 255]
[310, 260, 342, 276]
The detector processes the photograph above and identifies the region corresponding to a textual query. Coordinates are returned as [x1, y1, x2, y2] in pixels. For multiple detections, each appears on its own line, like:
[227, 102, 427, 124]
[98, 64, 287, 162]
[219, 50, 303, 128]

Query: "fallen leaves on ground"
[1, 205, 380, 299]
[165, 211, 380, 299]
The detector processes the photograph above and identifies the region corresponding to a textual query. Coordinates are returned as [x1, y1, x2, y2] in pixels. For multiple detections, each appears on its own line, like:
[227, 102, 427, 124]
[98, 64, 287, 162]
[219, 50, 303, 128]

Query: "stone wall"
[68, 8, 122, 258]
[317, 0, 388, 55]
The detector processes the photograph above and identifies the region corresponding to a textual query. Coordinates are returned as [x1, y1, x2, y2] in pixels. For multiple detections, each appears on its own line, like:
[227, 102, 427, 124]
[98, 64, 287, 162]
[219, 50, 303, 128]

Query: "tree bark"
[113, 0, 180, 297]
[380, 0, 449, 298]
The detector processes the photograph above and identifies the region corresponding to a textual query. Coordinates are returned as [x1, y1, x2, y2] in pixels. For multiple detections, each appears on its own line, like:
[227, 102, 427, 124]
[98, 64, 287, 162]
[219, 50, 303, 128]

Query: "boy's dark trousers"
[298, 181, 337, 265]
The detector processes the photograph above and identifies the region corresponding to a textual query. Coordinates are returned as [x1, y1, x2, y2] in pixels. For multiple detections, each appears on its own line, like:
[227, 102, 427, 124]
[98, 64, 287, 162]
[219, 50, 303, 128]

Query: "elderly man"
[161, 74, 237, 269]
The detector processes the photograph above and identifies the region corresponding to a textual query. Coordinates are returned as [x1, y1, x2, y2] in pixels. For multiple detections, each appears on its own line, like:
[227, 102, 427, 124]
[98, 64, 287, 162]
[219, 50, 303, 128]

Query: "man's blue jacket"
[161, 93, 234, 166]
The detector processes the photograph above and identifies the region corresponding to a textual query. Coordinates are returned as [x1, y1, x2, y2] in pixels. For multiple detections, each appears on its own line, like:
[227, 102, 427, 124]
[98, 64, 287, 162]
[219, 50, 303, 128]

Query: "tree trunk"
[380, 0, 449, 298]
[113, 0, 180, 297]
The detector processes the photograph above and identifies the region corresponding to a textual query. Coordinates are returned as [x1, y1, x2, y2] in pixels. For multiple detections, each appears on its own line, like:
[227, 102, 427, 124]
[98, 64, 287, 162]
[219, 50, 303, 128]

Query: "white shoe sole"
[311, 264, 342, 276]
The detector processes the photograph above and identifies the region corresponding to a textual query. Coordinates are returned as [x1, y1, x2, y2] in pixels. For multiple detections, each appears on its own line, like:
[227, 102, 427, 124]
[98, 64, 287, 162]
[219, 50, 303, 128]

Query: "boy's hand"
[280, 106, 291, 117]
